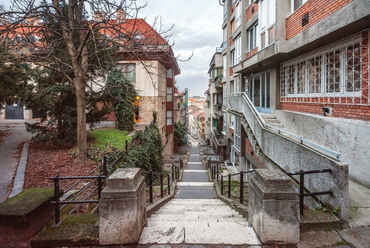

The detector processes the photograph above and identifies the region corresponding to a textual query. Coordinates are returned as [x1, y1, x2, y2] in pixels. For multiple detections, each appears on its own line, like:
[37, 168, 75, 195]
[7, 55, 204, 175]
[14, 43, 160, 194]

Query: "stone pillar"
[99, 168, 146, 245]
[249, 169, 299, 244]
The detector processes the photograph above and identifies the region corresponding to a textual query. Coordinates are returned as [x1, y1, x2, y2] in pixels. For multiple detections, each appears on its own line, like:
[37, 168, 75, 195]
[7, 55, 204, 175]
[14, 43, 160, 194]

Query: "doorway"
[251, 71, 271, 114]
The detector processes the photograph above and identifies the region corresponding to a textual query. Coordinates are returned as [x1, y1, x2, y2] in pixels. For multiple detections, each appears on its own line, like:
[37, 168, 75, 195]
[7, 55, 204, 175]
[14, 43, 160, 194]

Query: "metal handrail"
[220, 170, 255, 204]
[230, 92, 341, 161]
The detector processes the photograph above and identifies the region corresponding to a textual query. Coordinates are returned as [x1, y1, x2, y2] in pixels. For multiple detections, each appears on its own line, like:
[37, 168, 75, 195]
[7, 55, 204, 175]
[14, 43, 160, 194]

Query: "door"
[5, 101, 24, 119]
[251, 72, 271, 114]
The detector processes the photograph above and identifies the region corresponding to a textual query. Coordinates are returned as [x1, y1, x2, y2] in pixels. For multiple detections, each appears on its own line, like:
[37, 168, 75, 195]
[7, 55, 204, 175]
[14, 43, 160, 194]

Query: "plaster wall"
[276, 110, 370, 188]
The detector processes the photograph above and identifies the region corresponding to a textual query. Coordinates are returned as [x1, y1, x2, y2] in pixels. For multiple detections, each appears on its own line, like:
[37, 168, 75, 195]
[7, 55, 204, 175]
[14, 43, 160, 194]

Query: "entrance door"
[5, 101, 24, 119]
[251, 72, 271, 114]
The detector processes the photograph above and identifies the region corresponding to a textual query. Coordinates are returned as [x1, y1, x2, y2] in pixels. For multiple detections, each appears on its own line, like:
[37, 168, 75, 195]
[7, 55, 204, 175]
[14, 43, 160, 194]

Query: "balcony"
[213, 127, 227, 146]
[214, 75, 223, 89]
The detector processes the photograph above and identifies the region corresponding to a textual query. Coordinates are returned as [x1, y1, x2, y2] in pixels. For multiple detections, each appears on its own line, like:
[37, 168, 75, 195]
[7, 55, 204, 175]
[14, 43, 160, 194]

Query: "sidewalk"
[0, 120, 33, 203]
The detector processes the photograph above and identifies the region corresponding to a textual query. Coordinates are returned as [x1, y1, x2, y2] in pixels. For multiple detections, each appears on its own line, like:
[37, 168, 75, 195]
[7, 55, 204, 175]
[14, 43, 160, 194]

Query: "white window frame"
[234, 116, 241, 150]
[235, 35, 241, 64]
[291, 0, 308, 13]
[230, 114, 235, 129]
[258, 0, 276, 50]
[223, 55, 227, 76]
[167, 110, 173, 125]
[235, 1, 242, 29]
[281, 37, 363, 98]
[248, 22, 258, 51]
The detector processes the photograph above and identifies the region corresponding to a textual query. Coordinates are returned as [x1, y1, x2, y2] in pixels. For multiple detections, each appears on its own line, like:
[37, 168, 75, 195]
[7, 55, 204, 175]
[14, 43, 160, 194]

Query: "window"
[248, 23, 258, 51]
[230, 80, 235, 94]
[231, 19, 235, 34]
[223, 84, 226, 106]
[281, 40, 363, 98]
[223, 27, 227, 48]
[117, 63, 136, 82]
[230, 114, 235, 128]
[167, 110, 172, 125]
[231, 49, 235, 66]
[235, 36, 241, 64]
[167, 87, 173, 102]
[223, 113, 227, 133]
[346, 44, 361, 92]
[259, 0, 276, 50]
[234, 117, 241, 150]
[223, 1, 228, 21]
[292, 0, 308, 12]
[235, 2, 242, 29]
[308, 56, 322, 94]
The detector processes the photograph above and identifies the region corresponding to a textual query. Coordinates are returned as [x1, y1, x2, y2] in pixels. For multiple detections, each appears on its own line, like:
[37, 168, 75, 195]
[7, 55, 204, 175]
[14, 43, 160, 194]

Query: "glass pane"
[288, 65, 295, 94]
[297, 61, 306, 94]
[266, 72, 271, 108]
[308, 56, 322, 93]
[326, 50, 341, 93]
[167, 118, 172, 125]
[262, 73, 266, 108]
[268, 26, 275, 45]
[261, 32, 265, 49]
[346, 44, 361, 92]
[253, 76, 261, 107]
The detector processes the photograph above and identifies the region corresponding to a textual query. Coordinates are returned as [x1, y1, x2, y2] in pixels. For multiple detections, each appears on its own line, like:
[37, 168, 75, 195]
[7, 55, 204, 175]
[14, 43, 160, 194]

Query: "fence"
[287, 169, 332, 216]
[50, 116, 182, 225]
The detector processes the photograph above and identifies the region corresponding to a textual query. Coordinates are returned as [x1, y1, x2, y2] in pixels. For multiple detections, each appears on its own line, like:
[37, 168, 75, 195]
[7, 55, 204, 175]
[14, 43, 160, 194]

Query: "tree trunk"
[75, 77, 86, 162]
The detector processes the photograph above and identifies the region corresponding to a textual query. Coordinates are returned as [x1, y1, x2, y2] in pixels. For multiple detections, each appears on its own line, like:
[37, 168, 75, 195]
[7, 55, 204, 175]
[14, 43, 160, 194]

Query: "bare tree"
[0, 0, 181, 161]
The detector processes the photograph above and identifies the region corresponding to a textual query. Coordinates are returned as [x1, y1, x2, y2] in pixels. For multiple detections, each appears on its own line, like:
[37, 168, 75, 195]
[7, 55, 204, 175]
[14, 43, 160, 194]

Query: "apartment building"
[216, 0, 370, 190]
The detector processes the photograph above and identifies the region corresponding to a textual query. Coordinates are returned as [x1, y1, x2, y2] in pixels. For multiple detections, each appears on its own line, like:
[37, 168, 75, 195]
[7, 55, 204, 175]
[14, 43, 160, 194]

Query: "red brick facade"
[246, 2, 258, 23]
[281, 102, 370, 121]
[286, 0, 355, 40]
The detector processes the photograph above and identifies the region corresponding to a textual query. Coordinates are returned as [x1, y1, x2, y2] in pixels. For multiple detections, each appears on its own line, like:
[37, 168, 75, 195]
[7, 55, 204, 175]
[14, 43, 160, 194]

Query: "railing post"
[228, 173, 231, 198]
[160, 173, 163, 198]
[171, 163, 174, 182]
[211, 166, 214, 180]
[240, 171, 243, 204]
[103, 155, 108, 176]
[98, 175, 102, 200]
[216, 164, 219, 181]
[149, 171, 153, 204]
[180, 158, 183, 169]
[53, 175, 60, 226]
[125, 140, 128, 151]
[221, 175, 224, 195]
[176, 166, 179, 180]
[299, 170, 304, 216]
[167, 174, 171, 195]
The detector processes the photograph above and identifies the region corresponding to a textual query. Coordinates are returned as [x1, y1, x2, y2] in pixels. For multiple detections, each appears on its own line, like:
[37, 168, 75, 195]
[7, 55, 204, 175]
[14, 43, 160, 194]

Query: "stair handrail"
[230, 92, 341, 161]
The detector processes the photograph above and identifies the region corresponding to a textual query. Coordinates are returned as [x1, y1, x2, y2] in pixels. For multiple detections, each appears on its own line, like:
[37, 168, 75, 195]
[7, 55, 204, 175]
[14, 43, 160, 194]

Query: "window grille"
[280, 29, 369, 106]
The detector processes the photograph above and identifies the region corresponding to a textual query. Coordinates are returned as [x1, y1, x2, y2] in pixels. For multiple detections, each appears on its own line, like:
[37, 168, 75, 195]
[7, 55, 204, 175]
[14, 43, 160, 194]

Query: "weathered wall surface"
[276, 110, 370, 188]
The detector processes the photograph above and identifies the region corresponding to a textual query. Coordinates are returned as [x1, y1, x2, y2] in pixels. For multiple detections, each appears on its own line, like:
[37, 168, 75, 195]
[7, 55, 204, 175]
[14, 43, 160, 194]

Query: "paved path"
[139, 145, 261, 246]
[0, 120, 32, 203]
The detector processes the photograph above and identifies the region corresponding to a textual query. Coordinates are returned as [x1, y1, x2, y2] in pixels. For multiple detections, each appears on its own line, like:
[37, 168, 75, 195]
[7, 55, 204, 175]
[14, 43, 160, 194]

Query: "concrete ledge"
[0, 188, 54, 246]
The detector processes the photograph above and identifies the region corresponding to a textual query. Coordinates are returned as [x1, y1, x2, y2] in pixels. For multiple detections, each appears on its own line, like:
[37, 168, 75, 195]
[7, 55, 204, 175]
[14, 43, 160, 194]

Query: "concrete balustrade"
[99, 168, 146, 245]
[249, 169, 299, 244]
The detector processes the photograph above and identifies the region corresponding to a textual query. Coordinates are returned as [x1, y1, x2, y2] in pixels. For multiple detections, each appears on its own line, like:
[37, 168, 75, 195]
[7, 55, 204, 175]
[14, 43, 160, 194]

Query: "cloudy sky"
[0, 0, 223, 97]
[136, 1, 223, 97]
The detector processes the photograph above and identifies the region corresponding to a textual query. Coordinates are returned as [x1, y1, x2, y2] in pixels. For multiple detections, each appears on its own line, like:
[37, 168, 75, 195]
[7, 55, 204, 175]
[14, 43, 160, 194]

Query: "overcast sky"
[0, 0, 223, 97]
[137, 1, 223, 97]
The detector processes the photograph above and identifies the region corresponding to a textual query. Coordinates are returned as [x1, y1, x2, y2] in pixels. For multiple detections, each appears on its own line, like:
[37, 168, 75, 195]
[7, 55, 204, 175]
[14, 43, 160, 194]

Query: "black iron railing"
[287, 169, 332, 216]
[49, 115, 183, 225]
[220, 170, 255, 204]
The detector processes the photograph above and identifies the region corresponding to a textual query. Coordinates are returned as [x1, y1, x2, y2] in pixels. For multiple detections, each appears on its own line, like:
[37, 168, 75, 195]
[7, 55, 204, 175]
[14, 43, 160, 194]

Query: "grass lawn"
[89, 128, 132, 150]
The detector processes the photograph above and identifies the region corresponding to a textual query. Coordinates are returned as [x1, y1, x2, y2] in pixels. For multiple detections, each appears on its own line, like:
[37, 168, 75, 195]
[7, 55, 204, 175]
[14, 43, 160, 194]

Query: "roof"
[0, 18, 180, 75]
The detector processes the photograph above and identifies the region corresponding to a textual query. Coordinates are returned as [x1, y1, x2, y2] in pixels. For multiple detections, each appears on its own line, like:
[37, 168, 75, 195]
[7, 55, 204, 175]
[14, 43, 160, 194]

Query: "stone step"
[177, 182, 214, 186]
[165, 199, 224, 205]
[158, 205, 235, 211]
[264, 118, 281, 124]
[154, 208, 238, 215]
[260, 113, 276, 119]
[148, 215, 245, 223]
[147, 221, 249, 228]
[138, 225, 260, 245]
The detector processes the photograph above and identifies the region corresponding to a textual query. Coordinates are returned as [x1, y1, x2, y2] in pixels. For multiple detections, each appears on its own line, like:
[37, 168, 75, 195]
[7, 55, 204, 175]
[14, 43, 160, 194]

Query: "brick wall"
[245, 47, 258, 60]
[246, 2, 258, 23]
[281, 102, 370, 121]
[286, 0, 355, 40]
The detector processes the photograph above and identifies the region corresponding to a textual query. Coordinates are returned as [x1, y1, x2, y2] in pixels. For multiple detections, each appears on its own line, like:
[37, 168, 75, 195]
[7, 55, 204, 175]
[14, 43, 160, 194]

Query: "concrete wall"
[276, 110, 370, 188]
[229, 93, 349, 220]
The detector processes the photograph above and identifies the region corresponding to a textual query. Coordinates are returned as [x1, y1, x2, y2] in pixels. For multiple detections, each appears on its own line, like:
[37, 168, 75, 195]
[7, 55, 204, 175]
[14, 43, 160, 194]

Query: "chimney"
[94, 11, 106, 22]
[117, 8, 126, 23]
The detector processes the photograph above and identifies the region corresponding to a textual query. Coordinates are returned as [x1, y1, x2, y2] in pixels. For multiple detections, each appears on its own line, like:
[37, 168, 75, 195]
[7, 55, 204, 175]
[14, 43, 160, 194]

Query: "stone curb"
[9, 142, 29, 198]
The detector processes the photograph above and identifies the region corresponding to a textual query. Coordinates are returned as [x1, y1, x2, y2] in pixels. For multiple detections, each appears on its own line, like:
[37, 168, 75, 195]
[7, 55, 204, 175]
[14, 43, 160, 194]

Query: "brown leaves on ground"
[24, 142, 96, 190]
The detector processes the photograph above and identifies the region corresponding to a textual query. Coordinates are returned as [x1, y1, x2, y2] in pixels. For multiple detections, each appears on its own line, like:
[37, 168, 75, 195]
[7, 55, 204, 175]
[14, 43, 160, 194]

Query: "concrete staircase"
[138, 199, 260, 245]
[260, 113, 284, 129]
